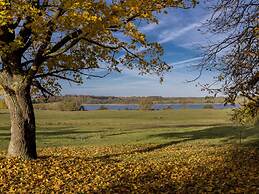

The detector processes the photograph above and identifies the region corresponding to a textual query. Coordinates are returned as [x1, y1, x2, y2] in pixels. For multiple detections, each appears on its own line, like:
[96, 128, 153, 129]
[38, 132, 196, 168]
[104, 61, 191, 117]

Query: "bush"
[205, 96, 215, 103]
[34, 100, 80, 111]
[98, 105, 108, 110]
[203, 104, 214, 109]
[139, 98, 154, 111]
[60, 100, 79, 111]
[163, 105, 173, 110]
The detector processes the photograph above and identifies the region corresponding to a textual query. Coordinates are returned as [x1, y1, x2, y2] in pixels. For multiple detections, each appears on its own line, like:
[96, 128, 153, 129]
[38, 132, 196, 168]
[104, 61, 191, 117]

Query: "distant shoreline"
[81, 103, 239, 106]
[79, 103, 240, 111]
[33, 95, 244, 105]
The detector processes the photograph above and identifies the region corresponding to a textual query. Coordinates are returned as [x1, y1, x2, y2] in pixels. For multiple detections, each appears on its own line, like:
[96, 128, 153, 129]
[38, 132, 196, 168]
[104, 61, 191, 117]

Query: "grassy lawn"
[0, 109, 258, 193]
[0, 109, 258, 149]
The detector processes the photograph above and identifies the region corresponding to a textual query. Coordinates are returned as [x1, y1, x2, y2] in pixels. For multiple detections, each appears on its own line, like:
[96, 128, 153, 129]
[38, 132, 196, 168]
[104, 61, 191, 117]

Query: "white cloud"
[158, 13, 212, 44]
[172, 56, 202, 66]
[159, 22, 201, 44]
[139, 13, 176, 33]
[140, 23, 159, 32]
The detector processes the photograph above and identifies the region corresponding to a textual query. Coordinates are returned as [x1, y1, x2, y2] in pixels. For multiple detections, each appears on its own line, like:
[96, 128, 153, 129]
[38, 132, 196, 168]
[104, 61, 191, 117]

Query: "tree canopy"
[0, 0, 197, 159]
[0, 0, 196, 97]
[202, 0, 258, 106]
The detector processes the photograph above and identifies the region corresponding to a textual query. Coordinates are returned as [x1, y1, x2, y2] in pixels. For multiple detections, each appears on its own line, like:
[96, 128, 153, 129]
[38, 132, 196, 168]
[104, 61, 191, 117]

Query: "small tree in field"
[0, 0, 196, 159]
[139, 98, 154, 111]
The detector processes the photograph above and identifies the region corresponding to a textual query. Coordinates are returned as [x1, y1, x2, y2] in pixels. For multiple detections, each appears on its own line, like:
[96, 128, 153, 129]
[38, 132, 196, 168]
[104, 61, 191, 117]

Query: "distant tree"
[200, 0, 258, 122]
[139, 98, 154, 110]
[205, 96, 215, 104]
[61, 99, 80, 111]
[0, 0, 198, 159]
[163, 105, 173, 110]
[98, 105, 108, 110]
[203, 104, 214, 109]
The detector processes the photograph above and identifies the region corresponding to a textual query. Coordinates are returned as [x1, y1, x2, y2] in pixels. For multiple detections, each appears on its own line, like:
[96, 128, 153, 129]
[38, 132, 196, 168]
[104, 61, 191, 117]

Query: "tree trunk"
[4, 85, 37, 159]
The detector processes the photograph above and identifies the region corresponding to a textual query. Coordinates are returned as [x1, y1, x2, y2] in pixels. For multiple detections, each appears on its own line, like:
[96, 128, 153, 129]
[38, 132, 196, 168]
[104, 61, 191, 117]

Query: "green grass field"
[0, 109, 258, 149]
[0, 109, 258, 193]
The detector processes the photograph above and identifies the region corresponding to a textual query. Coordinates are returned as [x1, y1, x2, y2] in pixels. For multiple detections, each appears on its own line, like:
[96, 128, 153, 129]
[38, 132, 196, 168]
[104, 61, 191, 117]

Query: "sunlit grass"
[0, 109, 258, 149]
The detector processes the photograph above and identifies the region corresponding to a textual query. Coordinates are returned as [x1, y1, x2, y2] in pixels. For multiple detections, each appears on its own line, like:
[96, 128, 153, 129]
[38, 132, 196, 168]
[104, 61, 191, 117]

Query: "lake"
[80, 103, 240, 111]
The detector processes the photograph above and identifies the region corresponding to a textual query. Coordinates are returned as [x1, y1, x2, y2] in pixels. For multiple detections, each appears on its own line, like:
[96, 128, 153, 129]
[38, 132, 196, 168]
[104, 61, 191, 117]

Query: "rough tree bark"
[2, 74, 37, 159]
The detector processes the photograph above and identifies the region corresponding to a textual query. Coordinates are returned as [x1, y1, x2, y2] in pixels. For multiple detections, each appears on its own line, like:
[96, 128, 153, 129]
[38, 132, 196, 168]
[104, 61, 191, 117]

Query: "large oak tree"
[0, 0, 196, 159]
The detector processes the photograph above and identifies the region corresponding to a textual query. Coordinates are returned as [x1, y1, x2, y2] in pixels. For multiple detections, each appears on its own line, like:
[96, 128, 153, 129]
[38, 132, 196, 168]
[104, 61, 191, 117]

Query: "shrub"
[98, 105, 108, 110]
[205, 96, 215, 103]
[166, 105, 173, 110]
[34, 100, 80, 111]
[61, 100, 79, 111]
[139, 98, 154, 111]
[203, 104, 214, 109]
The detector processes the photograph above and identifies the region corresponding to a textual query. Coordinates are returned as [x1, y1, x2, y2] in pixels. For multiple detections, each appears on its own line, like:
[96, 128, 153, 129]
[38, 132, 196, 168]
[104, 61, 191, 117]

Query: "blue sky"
[63, 2, 221, 97]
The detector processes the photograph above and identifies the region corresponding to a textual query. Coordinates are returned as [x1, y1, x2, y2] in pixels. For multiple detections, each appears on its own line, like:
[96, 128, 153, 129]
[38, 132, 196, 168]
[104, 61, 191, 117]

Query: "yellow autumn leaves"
[0, 0, 9, 26]
[0, 1, 39, 27]
[0, 143, 258, 193]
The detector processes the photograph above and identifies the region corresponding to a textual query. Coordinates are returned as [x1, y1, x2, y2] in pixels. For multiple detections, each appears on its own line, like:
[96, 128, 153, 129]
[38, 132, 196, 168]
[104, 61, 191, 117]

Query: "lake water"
[80, 103, 239, 111]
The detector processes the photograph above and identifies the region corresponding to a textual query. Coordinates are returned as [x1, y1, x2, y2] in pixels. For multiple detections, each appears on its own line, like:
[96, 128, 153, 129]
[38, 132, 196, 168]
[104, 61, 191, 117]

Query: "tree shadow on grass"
[0, 126, 107, 138]
[149, 125, 259, 146]
[97, 124, 225, 139]
[128, 123, 225, 131]
[37, 129, 105, 136]
[94, 125, 259, 160]
[0, 127, 10, 142]
[0, 126, 9, 131]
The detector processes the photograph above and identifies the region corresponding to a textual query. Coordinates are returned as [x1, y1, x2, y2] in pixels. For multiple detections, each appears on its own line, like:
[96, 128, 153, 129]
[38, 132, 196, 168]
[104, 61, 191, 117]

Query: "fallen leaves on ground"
[0, 142, 258, 193]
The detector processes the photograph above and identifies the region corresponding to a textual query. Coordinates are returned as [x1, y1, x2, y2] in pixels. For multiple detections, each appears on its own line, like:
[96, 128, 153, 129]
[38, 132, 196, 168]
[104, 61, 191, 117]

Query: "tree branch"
[32, 80, 55, 97]
[35, 68, 110, 79]
[46, 29, 83, 56]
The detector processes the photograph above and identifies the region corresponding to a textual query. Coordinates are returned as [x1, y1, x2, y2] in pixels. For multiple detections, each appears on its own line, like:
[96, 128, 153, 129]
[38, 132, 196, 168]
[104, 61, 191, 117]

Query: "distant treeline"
[33, 95, 232, 105]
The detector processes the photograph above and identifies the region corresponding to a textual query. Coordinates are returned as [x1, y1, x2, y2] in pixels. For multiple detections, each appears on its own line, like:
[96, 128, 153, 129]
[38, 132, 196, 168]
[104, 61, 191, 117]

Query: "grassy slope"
[0, 109, 258, 149]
